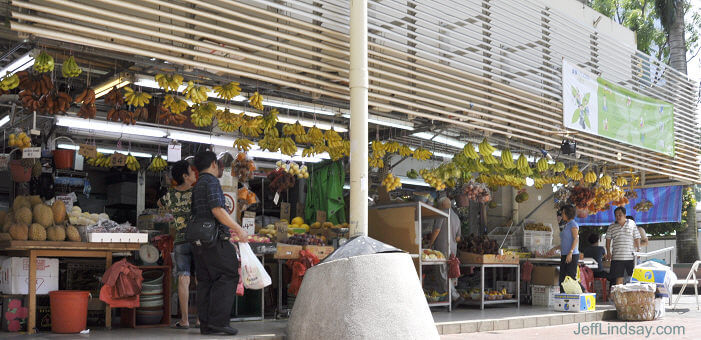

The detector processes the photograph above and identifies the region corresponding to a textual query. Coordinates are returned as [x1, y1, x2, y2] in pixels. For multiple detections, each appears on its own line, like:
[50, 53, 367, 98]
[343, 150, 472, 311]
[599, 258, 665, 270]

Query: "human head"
[588, 233, 600, 245]
[561, 204, 575, 222]
[438, 197, 452, 210]
[614, 207, 627, 224]
[194, 151, 218, 174]
[171, 160, 196, 187]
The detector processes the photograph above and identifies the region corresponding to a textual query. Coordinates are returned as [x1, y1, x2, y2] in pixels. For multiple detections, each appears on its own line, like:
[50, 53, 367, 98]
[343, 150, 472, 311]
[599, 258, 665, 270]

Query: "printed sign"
[316, 210, 327, 224]
[22, 147, 41, 159]
[275, 221, 288, 242]
[168, 143, 182, 162]
[562, 60, 674, 156]
[242, 217, 255, 236]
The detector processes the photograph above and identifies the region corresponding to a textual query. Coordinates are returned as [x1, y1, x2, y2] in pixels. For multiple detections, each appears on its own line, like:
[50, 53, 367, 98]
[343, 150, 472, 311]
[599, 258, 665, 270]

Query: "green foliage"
[587, 0, 700, 62]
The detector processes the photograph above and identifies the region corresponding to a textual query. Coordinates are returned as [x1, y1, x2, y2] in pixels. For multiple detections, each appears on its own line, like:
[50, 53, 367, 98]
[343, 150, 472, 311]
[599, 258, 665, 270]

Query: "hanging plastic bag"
[562, 276, 583, 294]
[239, 242, 272, 289]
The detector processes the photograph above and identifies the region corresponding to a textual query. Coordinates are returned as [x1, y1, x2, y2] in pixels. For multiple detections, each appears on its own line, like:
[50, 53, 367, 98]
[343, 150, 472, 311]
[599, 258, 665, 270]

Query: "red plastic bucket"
[53, 149, 74, 169]
[9, 160, 31, 183]
[49, 290, 89, 333]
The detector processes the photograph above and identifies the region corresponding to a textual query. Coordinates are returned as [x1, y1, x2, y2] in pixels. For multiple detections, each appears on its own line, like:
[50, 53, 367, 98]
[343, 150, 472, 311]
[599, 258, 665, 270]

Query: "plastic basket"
[488, 226, 523, 248]
[531, 285, 560, 307]
[523, 225, 553, 252]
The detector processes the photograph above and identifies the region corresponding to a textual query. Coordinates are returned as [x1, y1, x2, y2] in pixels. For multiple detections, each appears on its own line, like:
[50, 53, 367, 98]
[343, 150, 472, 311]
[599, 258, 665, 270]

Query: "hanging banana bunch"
[163, 95, 189, 114]
[249, 91, 264, 110]
[552, 162, 566, 173]
[536, 158, 549, 173]
[212, 81, 241, 100]
[183, 81, 209, 104]
[478, 138, 496, 156]
[126, 154, 140, 171]
[240, 117, 263, 137]
[565, 165, 584, 181]
[398, 145, 413, 157]
[233, 138, 254, 152]
[190, 102, 216, 127]
[123, 87, 152, 107]
[583, 171, 597, 184]
[463, 143, 480, 160]
[501, 149, 515, 169]
[615, 176, 627, 187]
[412, 148, 432, 161]
[371, 141, 387, 158]
[61, 56, 82, 78]
[280, 137, 297, 156]
[262, 108, 279, 132]
[148, 157, 168, 172]
[599, 174, 613, 189]
[155, 74, 184, 92]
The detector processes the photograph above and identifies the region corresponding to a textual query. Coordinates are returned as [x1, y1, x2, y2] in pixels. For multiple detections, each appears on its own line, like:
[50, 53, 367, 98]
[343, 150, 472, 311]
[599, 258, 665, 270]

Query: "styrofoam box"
[0, 257, 59, 295]
[531, 284, 560, 307]
[88, 232, 148, 243]
[552, 293, 596, 312]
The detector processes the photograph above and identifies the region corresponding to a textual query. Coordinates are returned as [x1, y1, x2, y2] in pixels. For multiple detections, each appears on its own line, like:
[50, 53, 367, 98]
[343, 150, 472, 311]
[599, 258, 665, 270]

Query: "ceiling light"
[57, 143, 163, 159]
[56, 116, 167, 138]
[412, 132, 466, 149]
[398, 176, 431, 187]
[343, 113, 414, 130]
[94, 75, 131, 98]
[0, 52, 34, 78]
[0, 115, 10, 128]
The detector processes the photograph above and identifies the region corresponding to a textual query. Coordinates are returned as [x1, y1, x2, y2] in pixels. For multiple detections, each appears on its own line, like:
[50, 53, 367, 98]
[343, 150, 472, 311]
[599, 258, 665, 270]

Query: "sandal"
[172, 321, 189, 329]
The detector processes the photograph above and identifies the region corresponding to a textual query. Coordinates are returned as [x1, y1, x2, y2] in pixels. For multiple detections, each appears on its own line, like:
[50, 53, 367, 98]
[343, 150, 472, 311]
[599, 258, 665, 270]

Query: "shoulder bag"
[185, 216, 220, 247]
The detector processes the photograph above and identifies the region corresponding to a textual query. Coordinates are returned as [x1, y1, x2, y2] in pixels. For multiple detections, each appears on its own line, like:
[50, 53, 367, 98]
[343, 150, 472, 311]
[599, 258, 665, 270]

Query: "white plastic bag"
[239, 242, 272, 289]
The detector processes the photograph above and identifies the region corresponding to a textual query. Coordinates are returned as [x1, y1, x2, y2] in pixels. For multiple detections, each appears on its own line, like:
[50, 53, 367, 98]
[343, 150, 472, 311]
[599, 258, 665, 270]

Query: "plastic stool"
[593, 277, 608, 302]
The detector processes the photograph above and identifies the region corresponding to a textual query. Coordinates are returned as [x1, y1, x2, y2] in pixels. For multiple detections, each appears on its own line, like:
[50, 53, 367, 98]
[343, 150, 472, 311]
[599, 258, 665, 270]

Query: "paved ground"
[442, 297, 701, 340]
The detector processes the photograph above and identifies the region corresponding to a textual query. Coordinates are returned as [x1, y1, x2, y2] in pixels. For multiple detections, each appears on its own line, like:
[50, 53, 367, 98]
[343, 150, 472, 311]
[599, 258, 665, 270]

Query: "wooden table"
[0, 240, 141, 334]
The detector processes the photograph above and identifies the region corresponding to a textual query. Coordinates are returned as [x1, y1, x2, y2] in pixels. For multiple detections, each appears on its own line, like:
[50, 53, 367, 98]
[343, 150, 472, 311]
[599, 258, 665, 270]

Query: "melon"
[12, 196, 30, 211]
[29, 195, 43, 207]
[52, 200, 67, 224]
[33, 204, 53, 228]
[66, 225, 81, 242]
[9, 223, 28, 240]
[47, 226, 66, 241]
[2, 212, 14, 233]
[15, 207, 33, 225]
[29, 223, 46, 241]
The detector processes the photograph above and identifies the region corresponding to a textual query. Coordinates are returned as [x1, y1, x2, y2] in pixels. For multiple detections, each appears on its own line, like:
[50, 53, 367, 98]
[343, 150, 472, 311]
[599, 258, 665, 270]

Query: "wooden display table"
[0, 240, 141, 334]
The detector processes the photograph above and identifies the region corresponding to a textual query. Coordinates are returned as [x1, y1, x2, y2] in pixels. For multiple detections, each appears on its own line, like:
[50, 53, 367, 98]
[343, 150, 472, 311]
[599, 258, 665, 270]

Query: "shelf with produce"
[421, 260, 448, 266]
[459, 299, 518, 306]
[427, 301, 451, 307]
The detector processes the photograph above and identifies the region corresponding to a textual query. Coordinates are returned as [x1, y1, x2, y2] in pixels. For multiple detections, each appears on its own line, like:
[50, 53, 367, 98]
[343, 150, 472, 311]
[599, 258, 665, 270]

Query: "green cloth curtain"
[304, 161, 346, 224]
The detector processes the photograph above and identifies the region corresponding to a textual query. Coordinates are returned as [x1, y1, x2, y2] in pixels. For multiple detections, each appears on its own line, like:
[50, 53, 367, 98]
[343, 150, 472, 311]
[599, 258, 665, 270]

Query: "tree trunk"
[667, 0, 687, 74]
[676, 191, 699, 263]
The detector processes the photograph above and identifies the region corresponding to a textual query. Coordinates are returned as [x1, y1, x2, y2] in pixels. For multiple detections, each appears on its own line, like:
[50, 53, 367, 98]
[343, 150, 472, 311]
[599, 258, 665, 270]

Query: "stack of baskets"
[137, 271, 164, 325]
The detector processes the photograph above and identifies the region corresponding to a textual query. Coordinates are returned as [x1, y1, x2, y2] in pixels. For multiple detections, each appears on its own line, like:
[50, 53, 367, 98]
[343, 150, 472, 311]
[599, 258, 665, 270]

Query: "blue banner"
[575, 186, 682, 226]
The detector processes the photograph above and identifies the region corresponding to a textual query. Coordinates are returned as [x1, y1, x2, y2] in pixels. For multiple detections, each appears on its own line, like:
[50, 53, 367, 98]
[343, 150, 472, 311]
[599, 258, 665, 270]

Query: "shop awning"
[575, 186, 683, 226]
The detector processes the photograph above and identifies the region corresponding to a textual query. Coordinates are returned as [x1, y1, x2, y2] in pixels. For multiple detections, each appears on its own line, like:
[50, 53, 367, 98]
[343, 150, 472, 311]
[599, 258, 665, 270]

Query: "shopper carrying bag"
[239, 243, 272, 290]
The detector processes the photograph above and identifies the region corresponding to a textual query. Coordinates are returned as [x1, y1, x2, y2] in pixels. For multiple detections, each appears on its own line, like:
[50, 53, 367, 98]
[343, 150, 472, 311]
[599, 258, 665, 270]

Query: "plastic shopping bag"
[562, 276, 583, 294]
[239, 242, 272, 289]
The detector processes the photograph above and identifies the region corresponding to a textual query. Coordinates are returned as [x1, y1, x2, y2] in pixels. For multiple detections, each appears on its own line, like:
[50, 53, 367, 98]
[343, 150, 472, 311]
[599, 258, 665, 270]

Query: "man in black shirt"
[583, 233, 607, 278]
[191, 151, 248, 336]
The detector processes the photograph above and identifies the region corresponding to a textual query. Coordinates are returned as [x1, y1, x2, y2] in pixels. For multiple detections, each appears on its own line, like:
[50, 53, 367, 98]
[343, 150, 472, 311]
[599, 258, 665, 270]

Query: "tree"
[587, 0, 700, 65]
[655, 0, 687, 72]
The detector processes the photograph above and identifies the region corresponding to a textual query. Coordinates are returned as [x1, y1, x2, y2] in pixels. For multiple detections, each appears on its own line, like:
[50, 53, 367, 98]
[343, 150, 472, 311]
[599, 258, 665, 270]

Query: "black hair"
[614, 206, 626, 215]
[171, 160, 191, 185]
[626, 215, 635, 222]
[588, 233, 600, 244]
[194, 151, 217, 172]
[561, 204, 575, 220]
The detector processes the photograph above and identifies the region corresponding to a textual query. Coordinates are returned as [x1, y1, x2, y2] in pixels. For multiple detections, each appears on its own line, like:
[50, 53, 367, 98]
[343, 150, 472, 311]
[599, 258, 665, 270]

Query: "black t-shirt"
[583, 245, 606, 272]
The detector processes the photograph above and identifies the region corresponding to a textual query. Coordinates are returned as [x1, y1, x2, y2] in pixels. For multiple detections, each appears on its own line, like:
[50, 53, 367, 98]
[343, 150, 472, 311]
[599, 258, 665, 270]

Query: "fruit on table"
[291, 217, 305, 225]
[66, 225, 81, 241]
[9, 223, 28, 240]
[29, 223, 46, 241]
[47, 225, 65, 241]
[32, 204, 53, 228]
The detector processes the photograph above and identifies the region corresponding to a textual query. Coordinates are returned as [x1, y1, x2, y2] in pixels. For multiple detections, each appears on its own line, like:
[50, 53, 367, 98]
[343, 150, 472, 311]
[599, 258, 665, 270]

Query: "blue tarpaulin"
[574, 186, 682, 226]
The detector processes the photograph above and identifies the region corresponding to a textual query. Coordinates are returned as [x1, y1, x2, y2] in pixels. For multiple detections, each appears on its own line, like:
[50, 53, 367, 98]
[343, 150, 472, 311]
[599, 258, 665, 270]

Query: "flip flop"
[172, 321, 189, 329]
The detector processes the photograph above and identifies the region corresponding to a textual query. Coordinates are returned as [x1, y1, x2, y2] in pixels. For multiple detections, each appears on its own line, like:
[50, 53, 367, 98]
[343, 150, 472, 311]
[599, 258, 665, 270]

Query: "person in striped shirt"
[604, 207, 641, 285]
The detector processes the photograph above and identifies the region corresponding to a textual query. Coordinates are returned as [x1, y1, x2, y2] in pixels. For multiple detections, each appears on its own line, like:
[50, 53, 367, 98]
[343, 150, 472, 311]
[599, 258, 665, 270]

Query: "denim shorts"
[174, 243, 195, 276]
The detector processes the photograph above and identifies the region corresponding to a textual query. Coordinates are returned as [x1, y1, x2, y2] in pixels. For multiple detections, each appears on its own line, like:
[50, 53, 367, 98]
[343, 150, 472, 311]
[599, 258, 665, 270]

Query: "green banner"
[562, 60, 675, 156]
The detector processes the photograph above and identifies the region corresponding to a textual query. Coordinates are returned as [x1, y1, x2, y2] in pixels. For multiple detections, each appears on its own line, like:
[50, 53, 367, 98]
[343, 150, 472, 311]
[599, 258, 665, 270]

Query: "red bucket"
[49, 290, 89, 333]
[9, 160, 31, 183]
[53, 149, 75, 169]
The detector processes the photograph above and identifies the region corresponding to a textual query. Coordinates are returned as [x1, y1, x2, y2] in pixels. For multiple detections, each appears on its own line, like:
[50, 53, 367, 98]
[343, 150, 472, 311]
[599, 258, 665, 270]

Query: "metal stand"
[231, 254, 265, 322]
[460, 263, 520, 310]
[275, 259, 292, 319]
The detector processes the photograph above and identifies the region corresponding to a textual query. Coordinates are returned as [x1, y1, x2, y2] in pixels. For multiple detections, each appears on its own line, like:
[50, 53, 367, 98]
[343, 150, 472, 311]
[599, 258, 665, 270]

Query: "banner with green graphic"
[562, 60, 675, 156]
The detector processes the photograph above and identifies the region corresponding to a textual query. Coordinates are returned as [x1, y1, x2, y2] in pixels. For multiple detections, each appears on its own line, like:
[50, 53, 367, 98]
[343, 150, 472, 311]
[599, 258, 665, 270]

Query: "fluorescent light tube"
[262, 99, 336, 116]
[343, 113, 414, 130]
[94, 77, 131, 98]
[0, 116, 10, 128]
[57, 144, 163, 159]
[398, 176, 431, 187]
[56, 116, 167, 138]
[0, 52, 34, 78]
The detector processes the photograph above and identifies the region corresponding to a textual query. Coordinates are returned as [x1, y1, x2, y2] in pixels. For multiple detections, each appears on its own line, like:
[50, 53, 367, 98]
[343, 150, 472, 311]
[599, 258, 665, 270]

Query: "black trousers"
[192, 239, 239, 328]
[559, 253, 580, 292]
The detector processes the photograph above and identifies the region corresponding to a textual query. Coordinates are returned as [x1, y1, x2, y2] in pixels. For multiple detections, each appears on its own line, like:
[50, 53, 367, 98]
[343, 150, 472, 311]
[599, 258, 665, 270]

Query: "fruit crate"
[531, 285, 560, 307]
[487, 226, 522, 248]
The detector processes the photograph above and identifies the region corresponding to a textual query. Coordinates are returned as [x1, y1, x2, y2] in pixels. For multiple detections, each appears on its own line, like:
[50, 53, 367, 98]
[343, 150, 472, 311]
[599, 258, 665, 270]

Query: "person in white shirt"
[605, 207, 641, 285]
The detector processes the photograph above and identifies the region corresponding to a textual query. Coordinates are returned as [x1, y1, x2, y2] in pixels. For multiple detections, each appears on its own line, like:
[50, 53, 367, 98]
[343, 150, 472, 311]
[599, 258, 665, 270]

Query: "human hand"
[236, 228, 249, 243]
[604, 253, 612, 261]
[566, 253, 573, 263]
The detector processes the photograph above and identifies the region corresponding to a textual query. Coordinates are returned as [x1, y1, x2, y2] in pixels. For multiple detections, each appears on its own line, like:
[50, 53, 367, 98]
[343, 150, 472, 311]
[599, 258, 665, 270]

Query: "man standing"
[605, 207, 641, 285]
[191, 151, 248, 336]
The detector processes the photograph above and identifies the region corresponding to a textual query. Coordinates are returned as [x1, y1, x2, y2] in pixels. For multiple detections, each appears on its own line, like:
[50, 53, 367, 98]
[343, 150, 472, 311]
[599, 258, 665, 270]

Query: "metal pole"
[349, 0, 369, 238]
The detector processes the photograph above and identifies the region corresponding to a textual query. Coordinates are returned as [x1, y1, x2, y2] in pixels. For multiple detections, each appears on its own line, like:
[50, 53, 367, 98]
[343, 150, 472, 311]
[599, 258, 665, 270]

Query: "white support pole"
[349, 0, 369, 238]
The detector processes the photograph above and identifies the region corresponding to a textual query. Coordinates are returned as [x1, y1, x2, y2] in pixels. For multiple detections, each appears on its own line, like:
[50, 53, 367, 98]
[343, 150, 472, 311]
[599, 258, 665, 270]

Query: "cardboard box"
[273, 243, 303, 259]
[458, 252, 519, 264]
[1, 295, 28, 332]
[531, 285, 560, 307]
[530, 266, 560, 286]
[553, 293, 596, 312]
[0, 257, 59, 295]
[631, 268, 674, 295]
[304, 245, 335, 260]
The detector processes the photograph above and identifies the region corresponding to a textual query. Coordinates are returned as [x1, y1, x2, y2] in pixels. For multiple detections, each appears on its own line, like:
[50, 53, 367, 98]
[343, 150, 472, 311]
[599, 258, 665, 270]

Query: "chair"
[671, 260, 701, 310]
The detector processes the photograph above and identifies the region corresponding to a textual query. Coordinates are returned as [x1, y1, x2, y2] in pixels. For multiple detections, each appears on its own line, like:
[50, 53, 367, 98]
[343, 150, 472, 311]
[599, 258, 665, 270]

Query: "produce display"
[154, 73, 184, 92]
[8, 131, 32, 149]
[232, 153, 256, 182]
[424, 290, 448, 302]
[212, 81, 241, 100]
[0, 196, 84, 242]
[237, 187, 257, 205]
[75, 88, 96, 119]
[125, 154, 141, 171]
[0, 73, 19, 91]
[147, 156, 168, 172]
[382, 173, 401, 192]
[458, 234, 499, 255]
[286, 234, 325, 246]
[183, 81, 209, 104]
[460, 181, 491, 203]
[267, 168, 296, 193]
[276, 161, 309, 179]
[231, 234, 270, 243]
[33, 51, 54, 73]
[123, 86, 152, 108]
[259, 225, 277, 238]
[421, 249, 445, 261]
[249, 91, 264, 110]
[524, 223, 551, 232]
